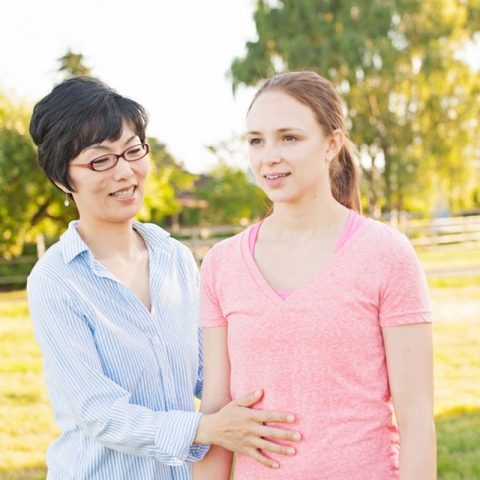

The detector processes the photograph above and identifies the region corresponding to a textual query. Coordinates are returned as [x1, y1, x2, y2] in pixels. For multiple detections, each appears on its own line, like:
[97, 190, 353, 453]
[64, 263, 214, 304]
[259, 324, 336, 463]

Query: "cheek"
[70, 173, 106, 196]
[248, 150, 261, 172]
[136, 158, 150, 179]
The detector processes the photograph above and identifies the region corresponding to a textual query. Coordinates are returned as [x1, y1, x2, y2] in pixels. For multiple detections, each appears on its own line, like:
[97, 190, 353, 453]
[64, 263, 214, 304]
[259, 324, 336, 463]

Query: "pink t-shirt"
[200, 219, 432, 479]
[248, 210, 366, 299]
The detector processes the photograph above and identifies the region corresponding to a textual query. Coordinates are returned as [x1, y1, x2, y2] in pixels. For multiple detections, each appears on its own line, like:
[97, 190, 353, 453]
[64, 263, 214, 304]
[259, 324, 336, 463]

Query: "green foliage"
[0, 49, 196, 258]
[138, 137, 197, 224]
[57, 49, 92, 80]
[0, 92, 75, 259]
[231, 0, 480, 215]
[194, 162, 270, 225]
[185, 142, 271, 226]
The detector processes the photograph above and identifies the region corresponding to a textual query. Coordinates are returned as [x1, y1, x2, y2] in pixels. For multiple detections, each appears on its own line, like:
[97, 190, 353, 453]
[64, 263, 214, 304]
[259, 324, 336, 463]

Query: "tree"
[187, 142, 270, 226]
[57, 49, 92, 80]
[138, 137, 197, 224]
[231, 0, 480, 215]
[1, 49, 95, 259]
[0, 91, 74, 259]
[0, 50, 197, 258]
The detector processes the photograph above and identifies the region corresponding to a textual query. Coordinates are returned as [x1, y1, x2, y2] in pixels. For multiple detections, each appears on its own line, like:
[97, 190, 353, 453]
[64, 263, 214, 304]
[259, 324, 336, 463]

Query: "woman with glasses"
[27, 77, 299, 480]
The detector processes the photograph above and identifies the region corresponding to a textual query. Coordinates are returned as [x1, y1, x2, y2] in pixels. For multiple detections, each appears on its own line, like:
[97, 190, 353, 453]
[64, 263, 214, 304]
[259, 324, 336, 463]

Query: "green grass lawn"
[417, 247, 480, 272]
[1, 253, 479, 479]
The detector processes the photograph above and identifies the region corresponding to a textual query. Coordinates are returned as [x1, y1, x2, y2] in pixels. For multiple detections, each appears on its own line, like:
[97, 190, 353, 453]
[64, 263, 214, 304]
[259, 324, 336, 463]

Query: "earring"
[64, 194, 70, 207]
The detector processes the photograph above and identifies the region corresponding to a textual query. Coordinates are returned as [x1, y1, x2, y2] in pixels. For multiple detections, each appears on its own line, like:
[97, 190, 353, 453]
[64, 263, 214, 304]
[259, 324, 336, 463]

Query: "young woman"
[195, 71, 436, 479]
[27, 77, 299, 480]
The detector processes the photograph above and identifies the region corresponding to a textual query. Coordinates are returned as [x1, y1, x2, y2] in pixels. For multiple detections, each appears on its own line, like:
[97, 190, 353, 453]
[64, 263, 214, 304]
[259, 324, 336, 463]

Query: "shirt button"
[152, 336, 160, 344]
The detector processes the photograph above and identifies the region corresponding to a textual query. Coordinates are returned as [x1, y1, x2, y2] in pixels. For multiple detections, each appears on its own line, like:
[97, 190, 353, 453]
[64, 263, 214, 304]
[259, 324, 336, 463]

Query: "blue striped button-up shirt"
[27, 220, 208, 479]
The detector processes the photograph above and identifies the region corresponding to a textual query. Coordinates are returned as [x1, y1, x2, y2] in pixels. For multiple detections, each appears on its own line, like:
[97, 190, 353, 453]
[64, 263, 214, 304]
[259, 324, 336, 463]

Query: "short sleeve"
[199, 248, 228, 328]
[379, 233, 433, 327]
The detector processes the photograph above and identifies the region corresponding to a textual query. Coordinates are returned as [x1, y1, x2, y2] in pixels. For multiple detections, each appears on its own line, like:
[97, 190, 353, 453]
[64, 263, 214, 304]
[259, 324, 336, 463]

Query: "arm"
[193, 326, 299, 479]
[193, 326, 234, 479]
[382, 323, 436, 480]
[28, 273, 205, 465]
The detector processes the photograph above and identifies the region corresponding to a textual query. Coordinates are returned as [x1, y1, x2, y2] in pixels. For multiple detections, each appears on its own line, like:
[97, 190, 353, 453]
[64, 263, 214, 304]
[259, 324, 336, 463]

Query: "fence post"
[36, 234, 45, 259]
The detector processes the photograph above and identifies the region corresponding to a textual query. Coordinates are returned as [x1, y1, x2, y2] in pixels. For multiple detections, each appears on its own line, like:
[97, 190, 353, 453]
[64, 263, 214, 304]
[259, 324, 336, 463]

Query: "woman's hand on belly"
[195, 388, 300, 469]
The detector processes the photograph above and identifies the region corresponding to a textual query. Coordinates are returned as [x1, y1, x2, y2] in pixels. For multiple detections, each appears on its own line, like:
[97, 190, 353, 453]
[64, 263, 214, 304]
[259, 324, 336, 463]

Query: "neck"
[267, 194, 349, 238]
[76, 217, 141, 260]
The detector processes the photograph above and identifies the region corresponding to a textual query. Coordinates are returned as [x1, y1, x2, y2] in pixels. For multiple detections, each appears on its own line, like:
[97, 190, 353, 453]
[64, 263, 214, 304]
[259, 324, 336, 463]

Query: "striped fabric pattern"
[27, 221, 208, 479]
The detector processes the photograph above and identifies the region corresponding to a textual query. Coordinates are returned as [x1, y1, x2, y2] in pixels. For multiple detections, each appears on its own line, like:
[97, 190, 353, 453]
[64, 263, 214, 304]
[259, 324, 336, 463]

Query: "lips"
[109, 186, 136, 197]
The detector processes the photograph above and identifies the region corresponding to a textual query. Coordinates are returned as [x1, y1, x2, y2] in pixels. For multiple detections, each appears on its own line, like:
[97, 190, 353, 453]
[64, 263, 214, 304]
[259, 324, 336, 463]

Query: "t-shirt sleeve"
[199, 248, 228, 328]
[378, 232, 433, 327]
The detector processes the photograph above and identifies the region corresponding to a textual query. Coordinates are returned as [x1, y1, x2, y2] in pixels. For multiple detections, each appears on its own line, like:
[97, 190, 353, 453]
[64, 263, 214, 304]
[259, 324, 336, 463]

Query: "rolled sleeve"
[155, 410, 209, 464]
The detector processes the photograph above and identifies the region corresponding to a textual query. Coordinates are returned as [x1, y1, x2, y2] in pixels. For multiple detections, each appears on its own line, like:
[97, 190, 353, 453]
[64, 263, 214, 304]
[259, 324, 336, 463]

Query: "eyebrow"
[246, 127, 306, 135]
[85, 135, 138, 151]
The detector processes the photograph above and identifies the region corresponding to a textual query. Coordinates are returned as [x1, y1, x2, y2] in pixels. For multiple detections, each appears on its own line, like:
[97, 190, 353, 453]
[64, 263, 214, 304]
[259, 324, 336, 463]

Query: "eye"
[90, 155, 115, 170]
[283, 135, 297, 142]
[248, 138, 262, 145]
[127, 147, 143, 156]
[91, 156, 111, 167]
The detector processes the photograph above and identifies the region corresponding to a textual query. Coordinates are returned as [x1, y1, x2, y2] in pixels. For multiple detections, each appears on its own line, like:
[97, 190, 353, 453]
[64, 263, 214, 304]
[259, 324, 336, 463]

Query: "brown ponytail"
[248, 71, 361, 213]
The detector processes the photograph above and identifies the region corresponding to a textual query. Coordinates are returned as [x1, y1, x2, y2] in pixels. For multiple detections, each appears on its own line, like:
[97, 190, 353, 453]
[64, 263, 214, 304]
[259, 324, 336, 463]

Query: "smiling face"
[246, 90, 342, 206]
[64, 122, 149, 228]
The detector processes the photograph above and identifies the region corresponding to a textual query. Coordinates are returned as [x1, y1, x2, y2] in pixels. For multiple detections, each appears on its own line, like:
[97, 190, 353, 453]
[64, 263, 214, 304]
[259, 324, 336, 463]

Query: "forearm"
[399, 417, 437, 480]
[193, 445, 233, 480]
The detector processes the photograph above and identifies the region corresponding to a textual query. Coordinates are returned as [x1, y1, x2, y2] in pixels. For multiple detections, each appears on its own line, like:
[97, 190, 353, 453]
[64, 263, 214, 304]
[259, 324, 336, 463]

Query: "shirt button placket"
[151, 335, 174, 406]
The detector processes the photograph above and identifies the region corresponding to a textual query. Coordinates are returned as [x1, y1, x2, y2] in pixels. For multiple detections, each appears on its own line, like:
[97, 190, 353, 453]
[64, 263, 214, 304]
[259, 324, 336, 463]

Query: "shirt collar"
[60, 220, 171, 264]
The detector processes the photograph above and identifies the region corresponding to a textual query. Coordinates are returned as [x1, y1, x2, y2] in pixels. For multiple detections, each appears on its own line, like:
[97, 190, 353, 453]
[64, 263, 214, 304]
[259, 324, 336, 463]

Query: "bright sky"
[1, 0, 258, 173]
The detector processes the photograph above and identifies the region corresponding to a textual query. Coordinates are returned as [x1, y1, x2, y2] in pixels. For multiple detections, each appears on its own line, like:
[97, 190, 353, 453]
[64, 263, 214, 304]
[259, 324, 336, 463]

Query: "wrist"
[193, 413, 215, 445]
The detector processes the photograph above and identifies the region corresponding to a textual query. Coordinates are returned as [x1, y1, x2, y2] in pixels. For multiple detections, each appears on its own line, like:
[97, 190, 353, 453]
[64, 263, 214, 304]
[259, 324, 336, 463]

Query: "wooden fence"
[398, 214, 480, 251]
[1, 215, 479, 288]
[181, 214, 480, 263]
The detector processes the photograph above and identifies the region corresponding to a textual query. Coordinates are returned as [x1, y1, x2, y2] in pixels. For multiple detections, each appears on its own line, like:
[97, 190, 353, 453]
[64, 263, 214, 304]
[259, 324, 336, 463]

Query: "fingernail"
[293, 433, 301, 441]
[272, 462, 279, 469]
[286, 415, 295, 422]
[287, 447, 296, 455]
[255, 389, 262, 396]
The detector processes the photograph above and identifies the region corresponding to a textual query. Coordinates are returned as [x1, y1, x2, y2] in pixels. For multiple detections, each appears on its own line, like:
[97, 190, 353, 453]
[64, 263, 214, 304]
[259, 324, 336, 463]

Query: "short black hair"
[29, 76, 149, 193]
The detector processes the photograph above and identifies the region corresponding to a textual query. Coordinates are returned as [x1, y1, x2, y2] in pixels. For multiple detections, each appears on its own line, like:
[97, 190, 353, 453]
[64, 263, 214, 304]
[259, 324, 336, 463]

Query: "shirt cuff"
[186, 442, 211, 462]
[154, 410, 209, 465]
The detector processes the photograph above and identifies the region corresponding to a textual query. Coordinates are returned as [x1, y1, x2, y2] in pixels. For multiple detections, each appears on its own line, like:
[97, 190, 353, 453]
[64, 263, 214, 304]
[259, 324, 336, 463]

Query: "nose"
[113, 156, 134, 181]
[261, 141, 282, 166]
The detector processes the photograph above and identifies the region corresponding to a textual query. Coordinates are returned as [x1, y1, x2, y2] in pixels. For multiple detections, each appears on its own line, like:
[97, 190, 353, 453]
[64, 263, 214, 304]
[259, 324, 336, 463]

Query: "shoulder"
[28, 241, 64, 282]
[136, 221, 192, 254]
[357, 219, 426, 290]
[137, 222, 198, 276]
[361, 218, 414, 256]
[202, 228, 246, 267]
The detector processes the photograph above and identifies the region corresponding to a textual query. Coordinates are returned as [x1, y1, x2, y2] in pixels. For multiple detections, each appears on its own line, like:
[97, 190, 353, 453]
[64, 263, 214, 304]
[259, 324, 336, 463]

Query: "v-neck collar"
[239, 218, 373, 307]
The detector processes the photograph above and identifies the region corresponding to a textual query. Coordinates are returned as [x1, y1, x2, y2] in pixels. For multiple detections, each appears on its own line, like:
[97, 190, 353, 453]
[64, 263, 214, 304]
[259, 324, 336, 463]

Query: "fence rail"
[1, 215, 479, 288]
[399, 214, 480, 250]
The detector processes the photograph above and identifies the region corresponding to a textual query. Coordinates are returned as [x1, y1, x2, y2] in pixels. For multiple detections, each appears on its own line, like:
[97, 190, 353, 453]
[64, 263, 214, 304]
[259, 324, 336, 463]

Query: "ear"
[326, 129, 344, 162]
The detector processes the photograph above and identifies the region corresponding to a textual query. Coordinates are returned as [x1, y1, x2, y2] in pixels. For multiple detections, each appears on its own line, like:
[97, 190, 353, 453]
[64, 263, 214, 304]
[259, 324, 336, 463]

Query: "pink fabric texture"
[248, 210, 366, 300]
[333, 209, 366, 254]
[200, 218, 432, 479]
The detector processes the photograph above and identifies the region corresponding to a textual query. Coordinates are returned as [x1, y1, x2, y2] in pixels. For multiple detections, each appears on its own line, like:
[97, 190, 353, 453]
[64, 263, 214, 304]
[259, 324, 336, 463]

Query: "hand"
[195, 389, 301, 469]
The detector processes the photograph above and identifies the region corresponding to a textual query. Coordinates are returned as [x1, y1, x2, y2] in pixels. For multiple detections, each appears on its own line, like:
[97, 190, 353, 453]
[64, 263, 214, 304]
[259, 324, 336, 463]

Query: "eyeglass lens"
[91, 144, 148, 171]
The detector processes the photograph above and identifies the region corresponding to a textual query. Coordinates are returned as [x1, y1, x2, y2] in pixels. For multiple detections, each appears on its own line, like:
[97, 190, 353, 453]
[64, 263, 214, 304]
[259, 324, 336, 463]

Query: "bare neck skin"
[266, 191, 349, 239]
[255, 190, 351, 291]
[76, 218, 151, 311]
